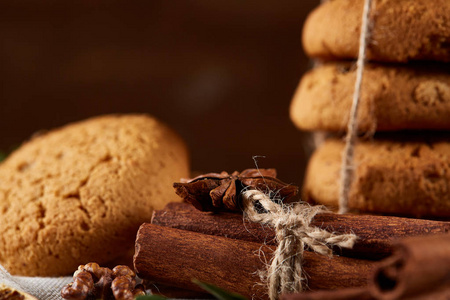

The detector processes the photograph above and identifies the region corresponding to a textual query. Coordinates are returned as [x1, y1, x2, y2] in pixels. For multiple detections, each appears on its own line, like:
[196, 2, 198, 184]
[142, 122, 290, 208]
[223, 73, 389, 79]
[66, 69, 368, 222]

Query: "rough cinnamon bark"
[134, 224, 375, 300]
[152, 202, 450, 260]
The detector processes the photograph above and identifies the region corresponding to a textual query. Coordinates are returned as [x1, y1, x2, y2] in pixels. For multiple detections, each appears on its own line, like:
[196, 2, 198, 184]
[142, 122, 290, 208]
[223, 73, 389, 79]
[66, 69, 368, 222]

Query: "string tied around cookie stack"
[242, 189, 357, 300]
[338, 0, 374, 214]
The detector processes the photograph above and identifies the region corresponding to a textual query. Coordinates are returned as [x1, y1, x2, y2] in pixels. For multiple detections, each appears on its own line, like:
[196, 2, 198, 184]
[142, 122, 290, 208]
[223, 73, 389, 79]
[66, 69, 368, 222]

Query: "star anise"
[173, 168, 299, 211]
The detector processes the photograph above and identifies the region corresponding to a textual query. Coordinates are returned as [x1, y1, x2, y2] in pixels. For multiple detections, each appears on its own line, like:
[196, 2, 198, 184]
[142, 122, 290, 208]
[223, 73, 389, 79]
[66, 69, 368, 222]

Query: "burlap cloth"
[0, 264, 72, 300]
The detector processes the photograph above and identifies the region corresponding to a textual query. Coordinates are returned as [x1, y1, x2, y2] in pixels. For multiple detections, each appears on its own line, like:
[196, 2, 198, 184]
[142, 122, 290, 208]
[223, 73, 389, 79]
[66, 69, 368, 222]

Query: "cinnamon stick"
[370, 233, 450, 300]
[152, 202, 450, 260]
[281, 233, 450, 300]
[134, 223, 375, 300]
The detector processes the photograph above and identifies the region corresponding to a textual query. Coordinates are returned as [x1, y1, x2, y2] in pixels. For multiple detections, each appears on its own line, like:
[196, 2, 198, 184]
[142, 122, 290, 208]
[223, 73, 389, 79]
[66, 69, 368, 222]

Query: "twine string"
[338, 0, 373, 214]
[242, 190, 357, 300]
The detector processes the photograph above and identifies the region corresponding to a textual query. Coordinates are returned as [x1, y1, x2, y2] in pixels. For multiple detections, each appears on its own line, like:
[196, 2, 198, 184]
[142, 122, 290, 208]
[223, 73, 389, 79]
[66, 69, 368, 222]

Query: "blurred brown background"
[0, 0, 318, 186]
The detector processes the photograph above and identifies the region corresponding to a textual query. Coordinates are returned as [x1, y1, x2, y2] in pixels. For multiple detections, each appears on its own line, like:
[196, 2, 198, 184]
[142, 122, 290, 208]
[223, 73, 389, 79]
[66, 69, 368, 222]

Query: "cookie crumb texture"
[0, 115, 189, 276]
[290, 62, 450, 132]
[302, 0, 450, 62]
[304, 138, 450, 218]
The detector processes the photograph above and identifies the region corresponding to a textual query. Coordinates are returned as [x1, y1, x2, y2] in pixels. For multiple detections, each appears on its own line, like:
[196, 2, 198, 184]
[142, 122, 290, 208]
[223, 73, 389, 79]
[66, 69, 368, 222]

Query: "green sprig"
[0, 151, 6, 163]
[192, 279, 248, 300]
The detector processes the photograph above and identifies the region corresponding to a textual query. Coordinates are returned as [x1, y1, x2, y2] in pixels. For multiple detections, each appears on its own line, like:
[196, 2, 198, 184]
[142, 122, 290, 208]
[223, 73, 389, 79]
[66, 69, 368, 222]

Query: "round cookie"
[302, 0, 450, 62]
[0, 114, 189, 276]
[303, 135, 450, 218]
[290, 62, 450, 133]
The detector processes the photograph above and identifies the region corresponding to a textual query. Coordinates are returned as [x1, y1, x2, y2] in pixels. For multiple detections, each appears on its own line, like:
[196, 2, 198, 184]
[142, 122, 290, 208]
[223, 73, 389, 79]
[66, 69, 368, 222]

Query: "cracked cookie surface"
[0, 114, 189, 276]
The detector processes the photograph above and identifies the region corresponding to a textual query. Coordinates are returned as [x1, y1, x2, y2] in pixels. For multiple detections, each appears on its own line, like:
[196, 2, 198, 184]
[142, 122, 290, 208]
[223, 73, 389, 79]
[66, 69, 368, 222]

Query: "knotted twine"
[338, 0, 373, 214]
[242, 189, 357, 300]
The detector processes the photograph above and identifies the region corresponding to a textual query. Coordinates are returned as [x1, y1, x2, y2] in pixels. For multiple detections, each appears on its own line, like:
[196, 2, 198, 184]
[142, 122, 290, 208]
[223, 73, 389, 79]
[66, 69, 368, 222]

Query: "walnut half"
[61, 263, 145, 300]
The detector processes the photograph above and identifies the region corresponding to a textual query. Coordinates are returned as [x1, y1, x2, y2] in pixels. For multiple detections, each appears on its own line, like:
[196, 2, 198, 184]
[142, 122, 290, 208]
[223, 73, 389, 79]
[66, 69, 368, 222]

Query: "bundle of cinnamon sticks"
[133, 202, 450, 299]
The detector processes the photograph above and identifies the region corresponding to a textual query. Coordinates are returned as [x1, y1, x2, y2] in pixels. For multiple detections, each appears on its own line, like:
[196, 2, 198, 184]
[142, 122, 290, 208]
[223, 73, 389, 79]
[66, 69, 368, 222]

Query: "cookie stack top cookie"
[303, 0, 449, 63]
[290, 0, 450, 218]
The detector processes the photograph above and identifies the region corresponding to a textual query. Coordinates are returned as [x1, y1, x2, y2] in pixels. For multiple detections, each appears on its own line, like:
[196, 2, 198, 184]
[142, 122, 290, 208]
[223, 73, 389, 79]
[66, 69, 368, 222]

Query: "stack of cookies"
[290, 0, 450, 218]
